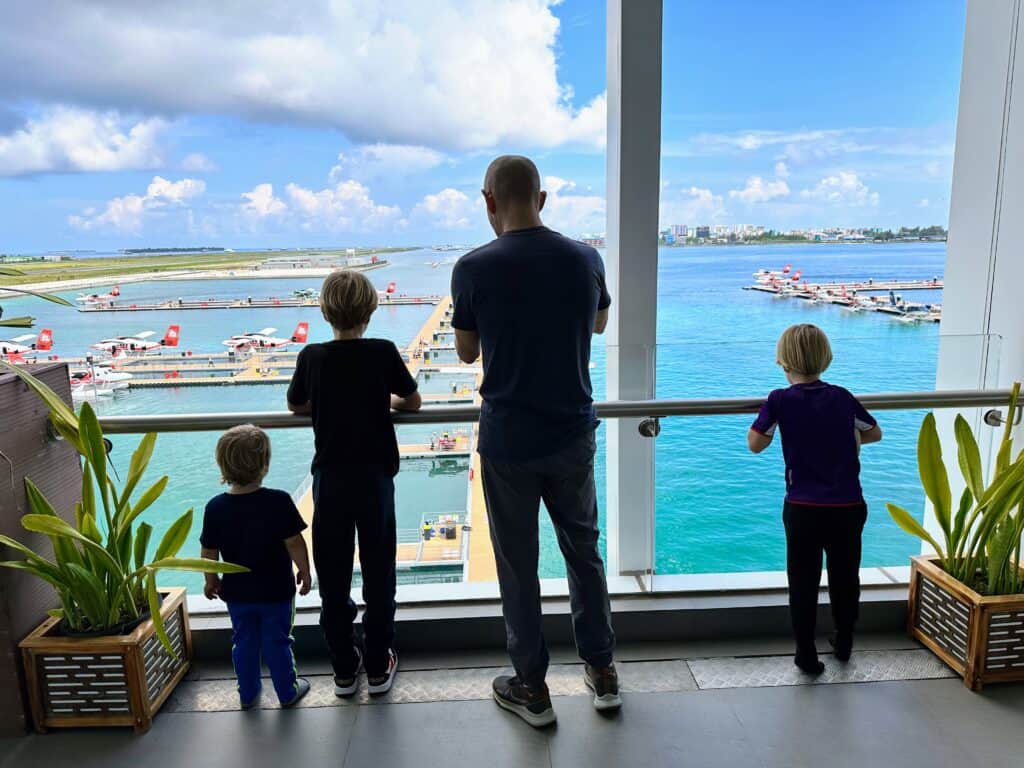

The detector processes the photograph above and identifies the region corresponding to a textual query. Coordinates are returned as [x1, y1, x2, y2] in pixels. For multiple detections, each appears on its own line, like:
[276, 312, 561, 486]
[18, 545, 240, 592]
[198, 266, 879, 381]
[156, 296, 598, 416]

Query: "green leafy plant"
[887, 382, 1024, 595]
[0, 265, 74, 328]
[0, 362, 247, 654]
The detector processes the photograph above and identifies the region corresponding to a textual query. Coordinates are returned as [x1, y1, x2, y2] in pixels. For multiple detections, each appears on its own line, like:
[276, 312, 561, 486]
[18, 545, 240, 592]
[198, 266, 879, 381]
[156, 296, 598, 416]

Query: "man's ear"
[482, 190, 497, 214]
[537, 190, 547, 212]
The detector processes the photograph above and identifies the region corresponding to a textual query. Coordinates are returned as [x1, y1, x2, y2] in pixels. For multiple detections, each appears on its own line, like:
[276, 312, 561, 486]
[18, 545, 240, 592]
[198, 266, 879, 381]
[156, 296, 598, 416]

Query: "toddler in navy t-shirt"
[747, 324, 883, 674]
[200, 424, 312, 709]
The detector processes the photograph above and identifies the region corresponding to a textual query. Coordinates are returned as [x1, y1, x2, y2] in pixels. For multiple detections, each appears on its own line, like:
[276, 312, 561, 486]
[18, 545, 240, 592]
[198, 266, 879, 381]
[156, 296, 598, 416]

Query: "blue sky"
[0, 0, 965, 251]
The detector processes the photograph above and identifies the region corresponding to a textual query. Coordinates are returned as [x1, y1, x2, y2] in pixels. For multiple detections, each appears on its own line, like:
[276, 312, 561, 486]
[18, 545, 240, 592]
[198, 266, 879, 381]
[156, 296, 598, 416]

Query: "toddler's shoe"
[281, 678, 311, 708]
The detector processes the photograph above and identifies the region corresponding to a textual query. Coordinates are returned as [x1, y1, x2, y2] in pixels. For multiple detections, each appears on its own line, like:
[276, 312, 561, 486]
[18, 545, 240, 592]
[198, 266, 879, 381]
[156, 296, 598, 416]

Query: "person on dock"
[451, 155, 619, 728]
[200, 425, 313, 710]
[287, 269, 422, 697]
[746, 324, 883, 675]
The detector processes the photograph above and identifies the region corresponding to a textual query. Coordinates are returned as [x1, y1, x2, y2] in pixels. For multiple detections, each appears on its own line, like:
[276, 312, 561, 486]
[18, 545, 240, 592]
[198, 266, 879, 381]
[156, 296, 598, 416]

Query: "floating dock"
[744, 272, 943, 323]
[77, 294, 443, 312]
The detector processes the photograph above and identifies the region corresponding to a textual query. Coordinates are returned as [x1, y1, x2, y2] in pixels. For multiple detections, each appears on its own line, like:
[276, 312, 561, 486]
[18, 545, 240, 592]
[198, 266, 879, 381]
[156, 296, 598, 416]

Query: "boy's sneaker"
[583, 664, 622, 710]
[366, 648, 399, 695]
[334, 647, 364, 698]
[281, 678, 311, 708]
[492, 675, 556, 728]
[829, 630, 854, 662]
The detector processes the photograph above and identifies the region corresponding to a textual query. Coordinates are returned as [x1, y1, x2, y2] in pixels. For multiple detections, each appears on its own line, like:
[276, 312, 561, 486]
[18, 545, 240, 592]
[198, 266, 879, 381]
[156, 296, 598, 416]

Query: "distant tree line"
[121, 247, 226, 254]
[869, 226, 947, 241]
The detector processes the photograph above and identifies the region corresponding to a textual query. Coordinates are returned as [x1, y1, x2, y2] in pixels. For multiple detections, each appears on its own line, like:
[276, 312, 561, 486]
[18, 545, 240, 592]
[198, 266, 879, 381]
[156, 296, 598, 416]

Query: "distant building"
[712, 224, 730, 238]
[580, 236, 606, 248]
[670, 224, 687, 237]
[695, 226, 711, 239]
[260, 253, 379, 270]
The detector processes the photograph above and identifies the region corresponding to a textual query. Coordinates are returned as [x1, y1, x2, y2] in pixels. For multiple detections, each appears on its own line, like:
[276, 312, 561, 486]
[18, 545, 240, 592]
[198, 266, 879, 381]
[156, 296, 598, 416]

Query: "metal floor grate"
[166, 650, 953, 712]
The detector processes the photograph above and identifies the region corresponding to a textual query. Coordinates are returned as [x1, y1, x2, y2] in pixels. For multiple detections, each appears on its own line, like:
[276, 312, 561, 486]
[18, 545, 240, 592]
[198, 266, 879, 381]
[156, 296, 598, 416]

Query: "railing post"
[605, 0, 662, 579]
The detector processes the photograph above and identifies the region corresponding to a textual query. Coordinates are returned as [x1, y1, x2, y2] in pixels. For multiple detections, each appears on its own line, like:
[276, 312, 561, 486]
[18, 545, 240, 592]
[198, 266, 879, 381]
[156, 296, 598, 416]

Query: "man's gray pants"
[479, 429, 616, 686]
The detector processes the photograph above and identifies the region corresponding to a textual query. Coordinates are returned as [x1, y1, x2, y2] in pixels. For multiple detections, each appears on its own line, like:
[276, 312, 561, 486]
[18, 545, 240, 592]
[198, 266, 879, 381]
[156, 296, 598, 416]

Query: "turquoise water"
[6, 243, 950, 587]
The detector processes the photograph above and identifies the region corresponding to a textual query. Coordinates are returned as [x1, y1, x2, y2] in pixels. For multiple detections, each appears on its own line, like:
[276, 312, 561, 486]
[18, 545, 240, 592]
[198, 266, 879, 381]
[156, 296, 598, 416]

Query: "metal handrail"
[95, 388, 1013, 434]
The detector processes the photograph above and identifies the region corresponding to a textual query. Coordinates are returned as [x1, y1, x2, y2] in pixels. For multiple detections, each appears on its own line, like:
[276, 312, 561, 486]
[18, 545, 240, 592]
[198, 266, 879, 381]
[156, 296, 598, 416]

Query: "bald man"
[451, 155, 618, 727]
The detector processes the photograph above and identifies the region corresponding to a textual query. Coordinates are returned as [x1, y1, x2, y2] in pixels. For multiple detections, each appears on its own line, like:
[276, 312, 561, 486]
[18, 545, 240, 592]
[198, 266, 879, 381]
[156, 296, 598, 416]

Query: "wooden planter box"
[908, 555, 1024, 690]
[20, 587, 191, 733]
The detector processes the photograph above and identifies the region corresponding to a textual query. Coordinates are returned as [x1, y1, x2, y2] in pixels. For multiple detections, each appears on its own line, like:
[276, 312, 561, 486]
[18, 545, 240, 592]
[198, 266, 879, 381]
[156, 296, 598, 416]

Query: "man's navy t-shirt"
[750, 381, 877, 505]
[451, 226, 611, 461]
[200, 488, 307, 603]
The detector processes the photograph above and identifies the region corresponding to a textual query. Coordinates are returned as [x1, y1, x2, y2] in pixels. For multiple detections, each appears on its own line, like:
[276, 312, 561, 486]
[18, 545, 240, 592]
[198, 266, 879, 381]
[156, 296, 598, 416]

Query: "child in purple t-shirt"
[747, 324, 883, 674]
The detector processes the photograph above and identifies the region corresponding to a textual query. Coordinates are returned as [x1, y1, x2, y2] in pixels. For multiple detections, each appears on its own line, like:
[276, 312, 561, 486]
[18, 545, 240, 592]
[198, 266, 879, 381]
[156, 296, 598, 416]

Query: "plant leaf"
[952, 487, 972, 551]
[19, 514, 121, 575]
[0, 360, 80, 446]
[117, 476, 168, 535]
[0, 284, 74, 306]
[77, 402, 111, 526]
[147, 572, 176, 659]
[118, 433, 157, 512]
[918, 413, 952, 540]
[954, 414, 985, 502]
[154, 509, 192, 561]
[886, 503, 945, 558]
[148, 556, 249, 574]
[134, 523, 153, 572]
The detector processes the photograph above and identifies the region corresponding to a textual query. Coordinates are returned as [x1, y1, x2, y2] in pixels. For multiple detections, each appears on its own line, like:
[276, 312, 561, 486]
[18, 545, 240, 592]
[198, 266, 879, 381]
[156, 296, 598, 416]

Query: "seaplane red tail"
[291, 322, 309, 344]
[111, 285, 121, 297]
[386, 281, 397, 294]
[35, 329, 53, 351]
[162, 325, 181, 347]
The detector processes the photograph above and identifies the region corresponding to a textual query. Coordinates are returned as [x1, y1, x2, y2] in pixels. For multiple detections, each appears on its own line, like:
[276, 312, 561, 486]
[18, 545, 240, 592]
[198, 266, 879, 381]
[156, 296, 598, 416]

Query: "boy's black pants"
[312, 469, 396, 677]
[782, 502, 868, 651]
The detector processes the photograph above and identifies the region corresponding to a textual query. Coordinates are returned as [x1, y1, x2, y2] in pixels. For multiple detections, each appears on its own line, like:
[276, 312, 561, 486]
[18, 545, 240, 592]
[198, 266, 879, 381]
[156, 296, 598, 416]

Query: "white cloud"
[181, 152, 217, 172]
[728, 176, 790, 204]
[541, 176, 605, 234]
[0, 106, 164, 176]
[241, 183, 286, 218]
[800, 171, 879, 207]
[69, 175, 205, 233]
[774, 161, 790, 179]
[284, 179, 403, 232]
[330, 144, 447, 183]
[0, 1, 605, 151]
[918, 198, 931, 208]
[659, 186, 726, 229]
[412, 188, 477, 229]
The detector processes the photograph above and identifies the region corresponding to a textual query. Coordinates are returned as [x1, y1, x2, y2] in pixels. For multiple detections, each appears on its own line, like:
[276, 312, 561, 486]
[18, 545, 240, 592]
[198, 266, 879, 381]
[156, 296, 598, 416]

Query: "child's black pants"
[783, 502, 868, 651]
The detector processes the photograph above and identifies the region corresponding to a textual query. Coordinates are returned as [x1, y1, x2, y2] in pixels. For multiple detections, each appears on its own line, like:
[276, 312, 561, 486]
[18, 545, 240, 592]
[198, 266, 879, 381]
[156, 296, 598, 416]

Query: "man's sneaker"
[281, 678, 311, 708]
[583, 664, 622, 710]
[334, 647, 364, 698]
[366, 648, 399, 695]
[492, 675, 556, 728]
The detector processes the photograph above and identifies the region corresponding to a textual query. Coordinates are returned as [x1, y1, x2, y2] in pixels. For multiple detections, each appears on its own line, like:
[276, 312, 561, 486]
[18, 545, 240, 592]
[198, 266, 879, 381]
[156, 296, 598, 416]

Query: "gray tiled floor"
[2, 638, 1023, 768]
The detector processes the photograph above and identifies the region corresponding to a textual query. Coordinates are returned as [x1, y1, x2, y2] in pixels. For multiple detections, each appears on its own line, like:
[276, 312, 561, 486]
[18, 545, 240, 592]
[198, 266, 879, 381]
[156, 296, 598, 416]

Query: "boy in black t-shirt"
[287, 269, 421, 696]
[200, 425, 312, 709]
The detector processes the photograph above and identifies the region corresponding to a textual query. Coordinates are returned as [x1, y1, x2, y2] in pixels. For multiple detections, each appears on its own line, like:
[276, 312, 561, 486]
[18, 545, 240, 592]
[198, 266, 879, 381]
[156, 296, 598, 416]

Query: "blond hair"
[215, 425, 271, 486]
[776, 324, 833, 376]
[320, 269, 378, 331]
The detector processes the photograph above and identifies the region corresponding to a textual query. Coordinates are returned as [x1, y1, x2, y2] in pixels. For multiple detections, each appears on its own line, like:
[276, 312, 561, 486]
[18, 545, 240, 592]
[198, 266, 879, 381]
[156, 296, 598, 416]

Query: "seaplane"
[754, 264, 793, 283]
[69, 365, 133, 399]
[0, 329, 53, 359]
[379, 281, 397, 299]
[222, 322, 309, 352]
[91, 325, 180, 356]
[76, 286, 121, 305]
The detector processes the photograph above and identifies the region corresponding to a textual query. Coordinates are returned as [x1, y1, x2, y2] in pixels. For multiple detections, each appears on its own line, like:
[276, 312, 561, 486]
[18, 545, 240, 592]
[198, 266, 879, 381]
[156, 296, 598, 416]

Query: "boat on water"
[70, 365, 133, 392]
[76, 285, 121, 305]
[291, 288, 319, 299]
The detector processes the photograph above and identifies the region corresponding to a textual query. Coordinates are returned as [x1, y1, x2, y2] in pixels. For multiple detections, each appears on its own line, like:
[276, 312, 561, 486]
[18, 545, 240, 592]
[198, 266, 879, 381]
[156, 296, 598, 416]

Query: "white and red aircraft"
[0, 329, 53, 359]
[76, 285, 121, 305]
[91, 325, 180, 355]
[222, 322, 308, 352]
[379, 281, 397, 298]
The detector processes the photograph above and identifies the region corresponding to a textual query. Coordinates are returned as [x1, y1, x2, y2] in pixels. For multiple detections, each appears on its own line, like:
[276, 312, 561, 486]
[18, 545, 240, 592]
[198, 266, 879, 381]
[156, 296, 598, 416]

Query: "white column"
[605, 0, 662, 577]
[931, 0, 1024, 544]
[939, 0, 1024, 391]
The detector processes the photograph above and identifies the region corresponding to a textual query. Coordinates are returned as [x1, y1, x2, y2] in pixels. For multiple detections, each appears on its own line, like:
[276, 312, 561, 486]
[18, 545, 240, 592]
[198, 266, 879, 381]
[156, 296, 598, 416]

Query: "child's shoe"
[281, 678, 311, 708]
[367, 648, 399, 695]
[334, 647, 364, 698]
[829, 630, 854, 662]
